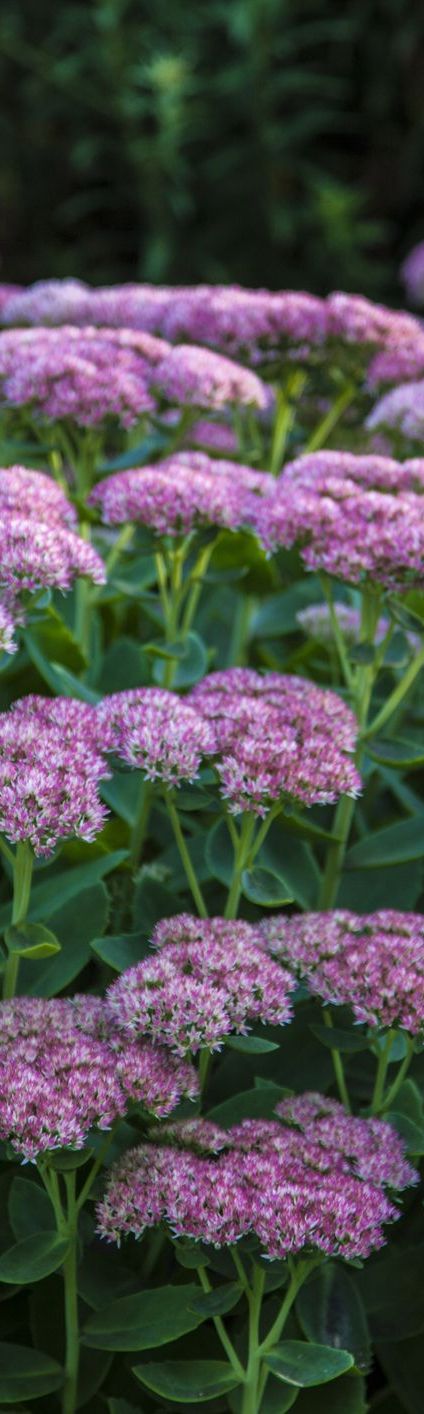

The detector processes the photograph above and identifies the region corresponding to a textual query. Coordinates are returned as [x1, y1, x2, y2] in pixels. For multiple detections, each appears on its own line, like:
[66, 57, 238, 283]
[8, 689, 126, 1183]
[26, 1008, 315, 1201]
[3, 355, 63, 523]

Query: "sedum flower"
[96, 687, 216, 786]
[0, 326, 167, 429]
[0, 465, 76, 525]
[0, 514, 105, 593]
[105, 913, 295, 1056]
[90, 450, 271, 538]
[0, 715, 109, 855]
[152, 343, 272, 412]
[97, 1097, 416, 1257]
[262, 909, 424, 1035]
[366, 381, 424, 444]
[400, 243, 424, 306]
[9, 694, 105, 770]
[296, 601, 421, 654]
[189, 668, 360, 816]
[0, 996, 198, 1160]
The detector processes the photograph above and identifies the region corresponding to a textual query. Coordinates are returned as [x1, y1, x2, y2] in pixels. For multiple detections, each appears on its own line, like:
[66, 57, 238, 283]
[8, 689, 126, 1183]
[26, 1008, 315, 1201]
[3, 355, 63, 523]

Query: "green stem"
[323, 1009, 351, 1112]
[3, 841, 34, 1000]
[242, 1265, 266, 1414]
[363, 644, 424, 741]
[269, 372, 307, 475]
[372, 1035, 415, 1115]
[62, 1173, 79, 1414]
[224, 813, 256, 920]
[129, 781, 152, 871]
[304, 380, 356, 453]
[165, 793, 208, 917]
[256, 1258, 318, 1407]
[181, 541, 215, 635]
[371, 1031, 396, 1115]
[198, 1047, 212, 1097]
[74, 524, 94, 660]
[198, 1266, 246, 1382]
[319, 576, 354, 689]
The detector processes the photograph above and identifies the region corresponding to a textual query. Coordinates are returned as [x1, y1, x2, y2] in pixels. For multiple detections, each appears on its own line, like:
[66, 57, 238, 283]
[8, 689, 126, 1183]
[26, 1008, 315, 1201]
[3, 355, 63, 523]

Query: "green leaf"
[367, 737, 424, 769]
[82, 1284, 207, 1351]
[296, 1265, 371, 1372]
[132, 874, 184, 933]
[29, 660, 100, 702]
[385, 1111, 424, 1154]
[205, 819, 233, 887]
[259, 827, 321, 909]
[346, 817, 424, 868]
[150, 631, 208, 687]
[241, 866, 293, 906]
[8, 1179, 52, 1240]
[19, 881, 109, 996]
[0, 1342, 63, 1402]
[188, 1282, 242, 1316]
[132, 1359, 241, 1402]
[377, 1332, 424, 1414]
[4, 921, 61, 960]
[293, 1375, 367, 1412]
[0, 1233, 69, 1284]
[0, 851, 127, 933]
[90, 933, 148, 971]
[309, 1024, 369, 1054]
[356, 1245, 424, 1339]
[208, 1085, 292, 1126]
[264, 1341, 354, 1387]
[229, 1382, 299, 1413]
[226, 1036, 280, 1054]
[25, 607, 86, 677]
[46, 1148, 94, 1171]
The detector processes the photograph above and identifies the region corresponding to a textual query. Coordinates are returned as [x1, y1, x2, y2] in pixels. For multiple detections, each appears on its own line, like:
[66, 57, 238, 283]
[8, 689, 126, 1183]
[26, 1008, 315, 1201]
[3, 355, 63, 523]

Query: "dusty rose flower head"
[152, 343, 272, 412]
[97, 1096, 415, 1256]
[189, 668, 360, 816]
[0, 326, 166, 429]
[185, 419, 239, 455]
[296, 601, 420, 654]
[96, 687, 216, 786]
[1, 279, 92, 326]
[106, 913, 294, 1056]
[90, 450, 271, 538]
[401, 243, 424, 306]
[0, 465, 76, 525]
[0, 996, 198, 1160]
[10, 694, 105, 768]
[256, 451, 424, 592]
[0, 714, 109, 855]
[326, 291, 421, 347]
[0, 514, 105, 593]
[263, 908, 424, 1035]
[366, 381, 424, 444]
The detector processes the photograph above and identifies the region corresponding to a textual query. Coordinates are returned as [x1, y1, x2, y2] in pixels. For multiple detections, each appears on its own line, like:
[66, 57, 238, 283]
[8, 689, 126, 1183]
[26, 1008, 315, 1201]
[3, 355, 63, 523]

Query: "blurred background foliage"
[0, 0, 423, 297]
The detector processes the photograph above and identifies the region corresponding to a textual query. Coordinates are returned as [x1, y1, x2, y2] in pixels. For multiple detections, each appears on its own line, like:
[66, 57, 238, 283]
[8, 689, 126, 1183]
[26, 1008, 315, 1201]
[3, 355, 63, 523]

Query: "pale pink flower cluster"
[0, 326, 167, 429]
[97, 1096, 415, 1257]
[0, 713, 108, 855]
[401, 242, 424, 306]
[189, 668, 360, 815]
[0, 996, 198, 1160]
[10, 694, 105, 768]
[90, 450, 271, 538]
[263, 909, 424, 1034]
[366, 381, 424, 444]
[0, 465, 76, 525]
[105, 913, 294, 1056]
[296, 602, 420, 654]
[256, 451, 424, 591]
[152, 343, 272, 411]
[0, 514, 105, 593]
[96, 687, 216, 785]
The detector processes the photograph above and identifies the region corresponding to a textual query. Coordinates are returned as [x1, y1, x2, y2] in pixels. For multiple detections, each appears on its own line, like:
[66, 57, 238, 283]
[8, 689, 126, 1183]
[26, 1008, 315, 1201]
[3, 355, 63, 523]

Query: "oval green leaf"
[82, 1284, 207, 1350]
[0, 1342, 63, 1402]
[264, 1341, 354, 1387]
[5, 922, 61, 959]
[241, 866, 293, 906]
[132, 1359, 241, 1402]
[0, 1232, 69, 1284]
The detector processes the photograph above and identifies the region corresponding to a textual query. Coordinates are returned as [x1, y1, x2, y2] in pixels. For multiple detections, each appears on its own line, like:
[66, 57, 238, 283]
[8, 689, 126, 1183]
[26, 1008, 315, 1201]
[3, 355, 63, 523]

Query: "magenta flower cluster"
[0, 326, 167, 429]
[189, 668, 360, 815]
[366, 381, 424, 444]
[90, 450, 272, 538]
[97, 1095, 416, 1258]
[262, 909, 424, 1034]
[0, 712, 108, 856]
[97, 687, 216, 785]
[256, 450, 424, 591]
[152, 343, 272, 411]
[105, 913, 295, 1056]
[0, 996, 198, 1160]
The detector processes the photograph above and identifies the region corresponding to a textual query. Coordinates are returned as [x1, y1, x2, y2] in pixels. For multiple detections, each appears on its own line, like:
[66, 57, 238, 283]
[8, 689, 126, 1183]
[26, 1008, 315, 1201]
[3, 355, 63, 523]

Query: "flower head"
[0, 465, 76, 525]
[262, 908, 424, 1035]
[152, 343, 272, 412]
[189, 668, 360, 816]
[401, 243, 424, 306]
[0, 326, 166, 429]
[296, 601, 420, 654]
[366, 381, 424, 444]
[0, 714, 109, 855]
[106, 913, 294, 1056]
[96, 687, 216, 786]
[90, 450, 271, 538]
[0, 514, 105, 593]
[97, 1096, 416, 1256]
[10, 694, 105, 769]
[0, 996, 198, 1160]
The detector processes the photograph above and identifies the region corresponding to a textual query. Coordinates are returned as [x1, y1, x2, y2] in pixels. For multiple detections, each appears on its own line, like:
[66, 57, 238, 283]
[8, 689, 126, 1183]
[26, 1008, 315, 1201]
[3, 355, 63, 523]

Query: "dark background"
[1, 0, 424, 299]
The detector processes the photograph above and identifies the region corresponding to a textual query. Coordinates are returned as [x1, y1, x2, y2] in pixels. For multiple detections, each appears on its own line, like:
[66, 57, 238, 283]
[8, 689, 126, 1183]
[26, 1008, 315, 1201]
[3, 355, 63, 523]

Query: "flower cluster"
[10, 694, 105, 767]
[401, 242, 424, 306]
[105, 913, 294, 1056]
[366, 381, 424, 445]
[0, 996, 198, 1160]
[296, 601, 420, 654]
[90, 450, 271, 538]
[97, 1096, 416, 1257]
[256, 451, 424, 591]
[152, 343, 272, 412]
[0, 326, 169, 429]
[0, 592, 23, 655]
[0, 515, 105, 594]
[262, 909, 424, 1034]
[96, 687, 216, 785]
[189, 668, 360, 815]
[0, 714, 108, 855]
[0, 465, 76, 525]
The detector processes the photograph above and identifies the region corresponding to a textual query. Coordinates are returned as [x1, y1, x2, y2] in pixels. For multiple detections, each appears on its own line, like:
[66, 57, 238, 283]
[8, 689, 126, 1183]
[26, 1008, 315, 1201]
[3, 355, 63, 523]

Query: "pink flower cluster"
[366, 381, 424, 444]
[97, 1095, 416, 1258]
[4, 281, 422, 381]
[189, 668, 360, 815]
[96, 687, 216, 785]
[401, 242, 424, 306]
[296, 602, 420, 654]
[0, 712, 108, 855]
[256, 451, 424, 591]
[0, 514, 105, 594]
[0, 996, 198, 1160]
[105, 913, 294, 1056]
[152, 343, 272, 411]
[0, 326, 167, 429]
[90, 450, 272, 538]
[262, 909, 424, 1034]
[0, 465, 76, 525]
